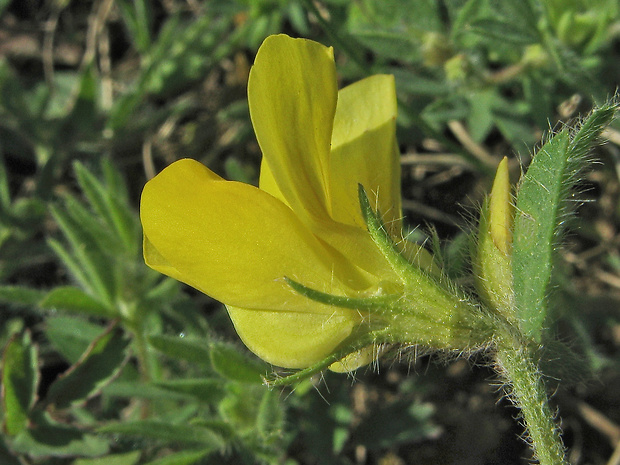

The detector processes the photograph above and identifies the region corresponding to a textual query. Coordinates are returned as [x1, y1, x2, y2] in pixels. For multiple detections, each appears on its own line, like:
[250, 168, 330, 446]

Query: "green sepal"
[285, 277, 398, 312]
[359, 184, 496, 350]
[358, 184, 419, 285]
[265, 329, 381, 387]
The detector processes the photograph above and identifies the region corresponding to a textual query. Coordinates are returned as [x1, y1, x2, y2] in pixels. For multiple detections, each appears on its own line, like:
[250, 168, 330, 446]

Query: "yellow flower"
[141, 34, 416, 369]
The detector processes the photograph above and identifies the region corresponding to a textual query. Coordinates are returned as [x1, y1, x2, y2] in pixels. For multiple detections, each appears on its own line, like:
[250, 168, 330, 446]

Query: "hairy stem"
[495, 340, 567, 465]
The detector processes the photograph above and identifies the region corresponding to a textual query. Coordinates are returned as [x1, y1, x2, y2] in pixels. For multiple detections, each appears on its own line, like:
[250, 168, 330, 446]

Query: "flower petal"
[258, 157, 289, 207]
[249, 34, 337, 221]
[329, 75, 402, 234]
[313, 220, 399, 282]
[329, 345, 380, 373]
[141, 159, 359, 310]
[227, 305, 358, 368]
[143, 234, 186, 283]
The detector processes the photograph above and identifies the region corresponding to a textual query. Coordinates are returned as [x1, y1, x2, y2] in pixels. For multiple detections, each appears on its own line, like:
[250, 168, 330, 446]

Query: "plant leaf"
[104, 381, 196, 401]
[40, 286, 112, 318]
[141, 449, 213, 465]
[73, 161, 138, 253]
[44, 316, 105, 364]
[1, 331, 38, 435]
[11, 411, 109, 458]
[513, 101, 617, 340]
[209, 342, 267, 384]
[256, 389, 283, 441]
[154, 379, 226, 403]
[97, 420, 225, 448]
[74, 450, 141, 465]
[148, 334, 211, 366]
[513, 131, 571, 339]
[46, 324, 130, 409]
[0, 286, 45, 306]
[49, 205, 116, 307]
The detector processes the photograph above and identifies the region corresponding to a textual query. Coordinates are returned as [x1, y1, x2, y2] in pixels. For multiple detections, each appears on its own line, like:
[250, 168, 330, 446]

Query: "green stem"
[495, 340, 567, 465]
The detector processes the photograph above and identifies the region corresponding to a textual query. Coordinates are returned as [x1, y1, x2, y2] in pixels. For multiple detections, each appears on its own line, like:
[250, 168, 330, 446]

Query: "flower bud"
[473, 157, 515, 317]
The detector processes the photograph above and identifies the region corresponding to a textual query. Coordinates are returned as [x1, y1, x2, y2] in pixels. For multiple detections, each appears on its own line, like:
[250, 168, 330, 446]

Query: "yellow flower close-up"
[140, 34, 416, 369]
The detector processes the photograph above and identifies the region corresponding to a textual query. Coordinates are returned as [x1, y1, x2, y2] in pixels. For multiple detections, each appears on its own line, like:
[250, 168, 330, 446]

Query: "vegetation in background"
[0, 1, 619, 464]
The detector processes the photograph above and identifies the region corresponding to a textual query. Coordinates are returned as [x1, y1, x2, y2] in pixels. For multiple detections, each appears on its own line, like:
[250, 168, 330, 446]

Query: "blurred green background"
[0, 1, 619, 464]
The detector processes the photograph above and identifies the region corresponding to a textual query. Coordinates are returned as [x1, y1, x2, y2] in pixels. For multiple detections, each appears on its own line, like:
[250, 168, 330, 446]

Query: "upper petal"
[258, 156, 289, 208]
[328, 74, 402, 234]
[249, 34, 337, 222]
[141, 159, 360, 311]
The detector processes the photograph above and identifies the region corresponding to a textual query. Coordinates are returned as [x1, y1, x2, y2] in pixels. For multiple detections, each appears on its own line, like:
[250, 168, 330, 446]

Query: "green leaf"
[98, 420, 224, 447]
[450, 0, 483, 36]
[108, 13, 232, 130]
[350, 29, 418, 62]
[102, 158, 130, 203]
[0, 157, 11, 208]
[1, 331, 38, 435]
[116, 0, 153, 53]
[513, 101, 617, 339]
[218, 383, 262, 432]
[0, 319, 24, 352]
[210, 342, 267, 384]
[61, 195, 122, 256]
[72, 161, 115, 226]
[513, 131, 571, 339]
[42, 72, 80, 119]
[552, 43, 607, 102]
[73, 161, 137, 253]
[46, 324, 130, 409]
[390, 68, 448, 96]
[0, 285, 44, 306]
[104, 381, 197, 402]
[11, 411, 109, 458]
[49, 205, 116, 306]
[44, 316, 104, 364]
[154, 379, 226, 403]
[60, 66, 98, 138]
[148, 334, 211, 365]
[141, 449, 213, 465]
[40, 286, 112, 318]
[74, 450, 141, 465]
[468, 18, 537, 44]
[467, 89, 497, 143]
[47, 239, 93, 295]
[568, 101, 618, 159]
[256, 389, 283, 441]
